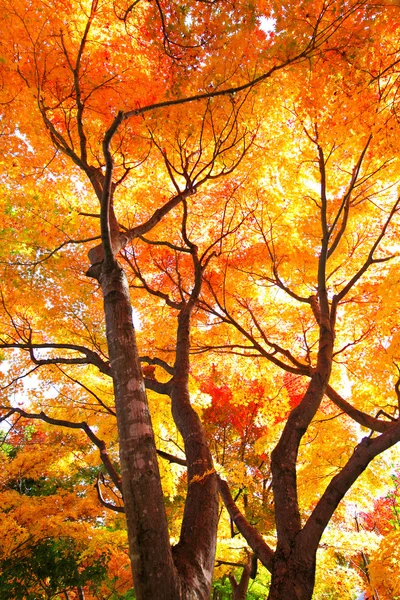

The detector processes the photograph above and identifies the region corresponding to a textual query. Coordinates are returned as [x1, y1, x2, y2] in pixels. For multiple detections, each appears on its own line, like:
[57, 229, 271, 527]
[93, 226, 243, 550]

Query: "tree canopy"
[1, 0, 400, 598]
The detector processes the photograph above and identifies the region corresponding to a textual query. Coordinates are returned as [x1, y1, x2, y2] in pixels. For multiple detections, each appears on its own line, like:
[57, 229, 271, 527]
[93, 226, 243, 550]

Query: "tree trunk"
[77, 587, 85, 600]
[267, 544, 316, 600]
[228, 554, 253, 600]
[170, 305, 219, 598]
[100, 263, 181, 599]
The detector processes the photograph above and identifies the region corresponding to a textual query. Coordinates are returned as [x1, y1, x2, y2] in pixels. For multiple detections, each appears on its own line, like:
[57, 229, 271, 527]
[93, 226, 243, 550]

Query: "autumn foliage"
[1, 0, 400, 598]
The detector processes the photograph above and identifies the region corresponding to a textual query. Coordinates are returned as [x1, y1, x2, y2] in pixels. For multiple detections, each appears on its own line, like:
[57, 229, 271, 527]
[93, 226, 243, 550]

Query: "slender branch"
[95, 473, 125, 513]
[139, 235, 191, 254]
[1, 406, 122, 491]
[124, 187, 197, 244]
[73, 0, 98, 164]
[55, 365, 116, 416]
[317, 142, 331, 326]
[0, 409, 15, 425]
[0, 342, 111, 376]
[0, 365, 42, 392]
[139, 356, 174, 376]
[237, 299, 308, 371]
[144, 377, 172, 396]
[123, 250, 183, 310]
[327, 135, 372, 258]
[156, 449, 186, 466]
[335, 197, 400, 303]
[200, 289, 310, 375]
[121, 16, 352, 125]
[395, 363, 400, 412]
[217, 475, 274, 572]
[216, 560, 247, 568]
[7, 236, 101, 268]
[100, 111, 124, 267]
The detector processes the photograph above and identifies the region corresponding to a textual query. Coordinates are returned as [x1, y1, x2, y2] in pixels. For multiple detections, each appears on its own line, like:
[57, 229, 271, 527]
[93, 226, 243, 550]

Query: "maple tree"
[1, 0, 400, 598]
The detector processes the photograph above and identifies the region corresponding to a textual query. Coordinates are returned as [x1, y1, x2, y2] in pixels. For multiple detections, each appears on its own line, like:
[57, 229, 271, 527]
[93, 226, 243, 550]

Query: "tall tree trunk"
[100, 263, 181, 599]
[170, 305, 219, 598]
[92, 122, 183, 598]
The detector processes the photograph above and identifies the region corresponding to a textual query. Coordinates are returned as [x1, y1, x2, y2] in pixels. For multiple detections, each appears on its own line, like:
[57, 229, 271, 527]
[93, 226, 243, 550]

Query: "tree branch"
[1, 406, 122, 491]
[334, 197, 400, 303]
[95, 473, 125, 513]
[217, 475, 274, 572]
[302, 420, 400, 555]
[100, 111, 124, 267]
[326, 385, 392, 433]
[0, 342, 112, 376]
[140, 355, 174, 376]
[156, 449, 186, 467]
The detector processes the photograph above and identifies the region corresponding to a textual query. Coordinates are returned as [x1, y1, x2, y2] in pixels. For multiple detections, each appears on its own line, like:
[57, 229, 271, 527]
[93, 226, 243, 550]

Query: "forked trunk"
[99, 262, 218, 599]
